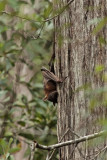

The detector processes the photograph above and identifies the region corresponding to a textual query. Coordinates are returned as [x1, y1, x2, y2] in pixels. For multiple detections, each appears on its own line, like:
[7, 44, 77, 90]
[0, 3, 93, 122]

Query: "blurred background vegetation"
[0, 0, 58, 159]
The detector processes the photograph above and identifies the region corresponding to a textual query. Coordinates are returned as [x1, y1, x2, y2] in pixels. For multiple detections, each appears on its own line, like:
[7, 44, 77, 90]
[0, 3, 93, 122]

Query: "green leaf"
[33, 83, 43, 88]
[92, 17, 107, 34]
[15, 21, 24, 30]
[0, 25, 8, 33]
[98, 36, 106, 45]
[88, 18, 101, 25]
[0, 1, 6, 12]
[0, 90, 7, 97]
[9, 147, 21, 154]
[31, 0, 35, 4]
[4, 132, 13, 137]
[6, 152, 10, 159]
[18, 1, 28, 5]
[18, 121, 26, 127]
[44, 4, 52, 18]
[7, 155, 15, 160]
[3, 96, 10, 103]
[95, 65, 104, 73]
[13, 100, 25, 108]
[89, 99, 97, 109]
[0, 139, 7, 154]
[0, 42, 4, 49]
[7, 0, 18, 10]
[6, 58, 13, 71]
[75, 84, 91, 92]
[8, 138, 13, 149]
[19, 132, 34, 140]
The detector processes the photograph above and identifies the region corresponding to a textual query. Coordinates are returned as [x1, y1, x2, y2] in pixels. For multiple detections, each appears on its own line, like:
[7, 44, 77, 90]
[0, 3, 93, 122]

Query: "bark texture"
[54, 0, 107, 159]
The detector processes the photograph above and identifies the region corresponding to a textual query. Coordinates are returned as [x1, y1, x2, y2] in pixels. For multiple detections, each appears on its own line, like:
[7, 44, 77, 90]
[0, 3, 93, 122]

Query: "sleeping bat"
[41, 67, 62, 105]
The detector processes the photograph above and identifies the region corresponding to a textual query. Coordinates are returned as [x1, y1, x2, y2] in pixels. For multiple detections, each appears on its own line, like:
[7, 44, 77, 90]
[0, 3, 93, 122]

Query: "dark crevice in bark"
[84, 0, 91, 21]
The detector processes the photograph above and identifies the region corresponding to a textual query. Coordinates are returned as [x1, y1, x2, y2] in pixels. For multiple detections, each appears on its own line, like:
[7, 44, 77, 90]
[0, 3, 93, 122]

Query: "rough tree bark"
[54, 0, 107, 159]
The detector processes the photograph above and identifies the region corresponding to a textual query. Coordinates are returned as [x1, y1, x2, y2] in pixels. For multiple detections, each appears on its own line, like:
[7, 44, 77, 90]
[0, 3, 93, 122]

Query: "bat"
[41, 67, 62, 105]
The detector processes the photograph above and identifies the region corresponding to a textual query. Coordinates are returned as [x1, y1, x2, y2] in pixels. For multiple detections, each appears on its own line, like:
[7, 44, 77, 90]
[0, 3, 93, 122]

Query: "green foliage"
[92, 17, 107, 35]
[89, 17, 107, 45]
[0, 138, 20, 160]
[0, 1, 6, 12]
[0, 0, 57, 159]
[95, 65, 104, 73]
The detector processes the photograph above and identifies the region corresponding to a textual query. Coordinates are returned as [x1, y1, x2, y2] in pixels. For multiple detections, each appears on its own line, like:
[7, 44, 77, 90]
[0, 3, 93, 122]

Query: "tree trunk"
[54, 0, 107, 159]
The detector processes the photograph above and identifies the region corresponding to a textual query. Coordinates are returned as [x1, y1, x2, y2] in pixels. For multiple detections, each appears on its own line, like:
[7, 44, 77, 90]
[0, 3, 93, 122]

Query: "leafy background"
[0, 0, 58, 159]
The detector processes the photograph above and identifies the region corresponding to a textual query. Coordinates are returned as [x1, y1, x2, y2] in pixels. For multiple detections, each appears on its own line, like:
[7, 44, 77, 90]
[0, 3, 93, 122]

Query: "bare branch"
[69, 128, 81, 138]
[1, 11, 39, 23]
[35, 130, 105, 151]
[46, 151, 50, 160]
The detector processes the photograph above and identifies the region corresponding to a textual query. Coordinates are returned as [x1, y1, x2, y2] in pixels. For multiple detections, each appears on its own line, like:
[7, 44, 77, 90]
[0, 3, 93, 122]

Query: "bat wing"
[41, 67, 62, 83]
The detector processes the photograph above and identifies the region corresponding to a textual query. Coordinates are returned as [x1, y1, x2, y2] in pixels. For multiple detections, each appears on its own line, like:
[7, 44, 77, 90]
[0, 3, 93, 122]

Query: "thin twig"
[30, 23, 45, 40]
[46, 151, 50, 160]
[1, 0, 75, 23]
[48, 128, 70, 160]
[90, 145, 107, 160]
[77, 146, 86, 159]
[43, 0, 75, 22]
[69, 128, 81, 138]
[69, 128, 86, 159]
[59, 128, 70, 142]
[67, 128, 82, 159]
[85, 138, 88, 160]
[48, 149, 56, 160]
[1, 11, 39, 23]
[68, 143, 78, 159]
